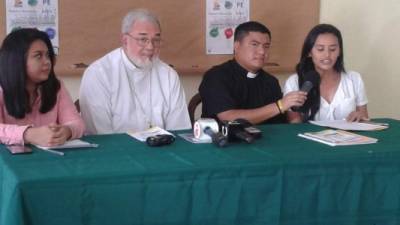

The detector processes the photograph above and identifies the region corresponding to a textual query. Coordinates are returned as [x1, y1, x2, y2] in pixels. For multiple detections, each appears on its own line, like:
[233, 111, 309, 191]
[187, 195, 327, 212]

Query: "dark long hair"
[295, 24, 345, 120]
[0, 28, 60, 118]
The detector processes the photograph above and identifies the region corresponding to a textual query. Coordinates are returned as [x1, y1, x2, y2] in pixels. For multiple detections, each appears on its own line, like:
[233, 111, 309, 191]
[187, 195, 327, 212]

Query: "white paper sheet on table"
[309, 120, 388, 131]
[36, 139, 98, 150]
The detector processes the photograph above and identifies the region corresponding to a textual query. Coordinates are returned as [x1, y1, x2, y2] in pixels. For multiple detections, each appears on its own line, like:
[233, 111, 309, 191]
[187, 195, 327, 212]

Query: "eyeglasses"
[125, 33, 162, 47]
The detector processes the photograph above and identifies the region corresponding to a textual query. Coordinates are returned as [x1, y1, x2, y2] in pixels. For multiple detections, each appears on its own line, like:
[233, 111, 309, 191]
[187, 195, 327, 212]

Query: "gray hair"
[121, 9, 161, 34]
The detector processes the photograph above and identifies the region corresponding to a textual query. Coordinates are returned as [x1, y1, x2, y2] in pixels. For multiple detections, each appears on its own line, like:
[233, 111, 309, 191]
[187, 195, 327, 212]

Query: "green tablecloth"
[1, 119, 400, 225]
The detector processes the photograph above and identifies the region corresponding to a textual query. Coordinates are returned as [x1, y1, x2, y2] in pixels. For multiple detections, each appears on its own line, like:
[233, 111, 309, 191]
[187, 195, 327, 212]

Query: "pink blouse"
[0, 81, 85, 145]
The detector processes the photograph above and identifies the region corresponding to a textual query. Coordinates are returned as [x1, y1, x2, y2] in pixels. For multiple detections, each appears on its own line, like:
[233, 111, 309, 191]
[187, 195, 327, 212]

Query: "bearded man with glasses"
[80, 9, 191, 134]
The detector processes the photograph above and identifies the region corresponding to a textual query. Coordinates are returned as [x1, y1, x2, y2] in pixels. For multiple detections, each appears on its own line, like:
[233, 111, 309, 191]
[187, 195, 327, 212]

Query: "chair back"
[188, 93, 202, 125]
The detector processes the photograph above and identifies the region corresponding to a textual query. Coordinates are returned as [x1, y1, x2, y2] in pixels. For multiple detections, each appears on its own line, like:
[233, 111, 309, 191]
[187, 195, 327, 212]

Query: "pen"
[39, 148, 65, 156]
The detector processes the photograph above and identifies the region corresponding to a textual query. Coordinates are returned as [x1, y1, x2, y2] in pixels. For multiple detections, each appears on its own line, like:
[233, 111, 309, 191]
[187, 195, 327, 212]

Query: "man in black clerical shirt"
[199, 21, 306, 124]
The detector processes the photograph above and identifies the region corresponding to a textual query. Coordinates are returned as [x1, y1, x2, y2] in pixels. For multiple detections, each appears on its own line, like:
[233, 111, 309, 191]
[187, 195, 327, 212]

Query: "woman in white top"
[283, 24, 369, 122]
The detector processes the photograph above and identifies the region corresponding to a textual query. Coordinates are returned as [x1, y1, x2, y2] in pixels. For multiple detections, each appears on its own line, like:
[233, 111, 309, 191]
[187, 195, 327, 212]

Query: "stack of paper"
[309, 120, 388, 131]
[178, 133, 212, 144]
[298, 129, 378, 146]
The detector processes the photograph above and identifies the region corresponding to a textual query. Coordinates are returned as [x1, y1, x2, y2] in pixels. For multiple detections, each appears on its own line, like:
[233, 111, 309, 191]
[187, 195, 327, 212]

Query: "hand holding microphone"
[281, 70, 320, 112]
[281, 91, 308, 112]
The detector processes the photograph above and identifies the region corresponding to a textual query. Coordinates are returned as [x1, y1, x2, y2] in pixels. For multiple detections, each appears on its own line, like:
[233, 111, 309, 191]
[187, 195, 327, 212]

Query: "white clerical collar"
[246, 72, 258, 78]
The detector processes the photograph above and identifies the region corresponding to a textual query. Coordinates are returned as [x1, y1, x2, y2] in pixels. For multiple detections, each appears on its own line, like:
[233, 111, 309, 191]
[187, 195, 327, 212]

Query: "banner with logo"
[6, 0, 59, 53]
[206, 0, 249, 54]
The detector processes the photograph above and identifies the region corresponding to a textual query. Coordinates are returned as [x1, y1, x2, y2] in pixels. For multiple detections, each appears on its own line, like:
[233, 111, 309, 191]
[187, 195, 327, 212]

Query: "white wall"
[320, 0, 400, 119]
[63, 1, 400, 119]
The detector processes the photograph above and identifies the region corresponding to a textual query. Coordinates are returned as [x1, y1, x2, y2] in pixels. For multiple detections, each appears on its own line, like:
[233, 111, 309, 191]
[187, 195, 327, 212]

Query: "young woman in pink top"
[0, 28, 85, 147]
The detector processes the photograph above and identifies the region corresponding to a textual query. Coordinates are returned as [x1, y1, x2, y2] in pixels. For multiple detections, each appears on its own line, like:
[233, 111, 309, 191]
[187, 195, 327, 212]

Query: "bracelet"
[276, 99, 285, 114]
[275, 102, 282, 114]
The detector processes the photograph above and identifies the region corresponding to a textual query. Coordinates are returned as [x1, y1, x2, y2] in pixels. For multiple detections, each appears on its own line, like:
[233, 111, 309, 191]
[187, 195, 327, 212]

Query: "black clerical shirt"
[199, 60, 286, 124]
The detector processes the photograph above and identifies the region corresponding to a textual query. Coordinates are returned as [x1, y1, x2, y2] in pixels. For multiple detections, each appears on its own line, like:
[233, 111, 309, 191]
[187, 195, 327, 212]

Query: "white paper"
[309, 120, 388, 131]
[36, 139, 98, 150]
[127, 126, 174, 142]
[178, 133, 212, 144]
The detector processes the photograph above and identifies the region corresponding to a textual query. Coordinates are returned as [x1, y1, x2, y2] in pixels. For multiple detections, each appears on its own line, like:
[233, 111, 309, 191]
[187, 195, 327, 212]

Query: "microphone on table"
[291, 70, 320, 112]
[203, 126, 228, 147]
[221, 119, 261, 144]
[193, 118, 228, 147]
[234, 118, 262, 139]
[231, 128, 254, 143]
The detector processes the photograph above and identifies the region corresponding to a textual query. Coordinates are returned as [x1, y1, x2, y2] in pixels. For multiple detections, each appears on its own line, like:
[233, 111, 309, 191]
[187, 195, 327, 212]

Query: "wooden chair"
[188, 93, 202, 125]
[74, 99, 80, 112]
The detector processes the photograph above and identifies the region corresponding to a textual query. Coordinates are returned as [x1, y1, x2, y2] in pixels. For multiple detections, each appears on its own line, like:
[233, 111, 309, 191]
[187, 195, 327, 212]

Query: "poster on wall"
[206, 0, 249, 55]
[6, 0, 59, 53]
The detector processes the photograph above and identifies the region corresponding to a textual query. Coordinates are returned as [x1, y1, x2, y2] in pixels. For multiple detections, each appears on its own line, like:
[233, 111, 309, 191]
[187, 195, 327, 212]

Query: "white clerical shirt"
[79, 48, 191, 134]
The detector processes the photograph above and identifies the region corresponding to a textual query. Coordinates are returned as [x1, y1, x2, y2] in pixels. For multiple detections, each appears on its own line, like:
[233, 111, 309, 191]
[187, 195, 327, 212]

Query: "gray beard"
[129, 56, 158, 71]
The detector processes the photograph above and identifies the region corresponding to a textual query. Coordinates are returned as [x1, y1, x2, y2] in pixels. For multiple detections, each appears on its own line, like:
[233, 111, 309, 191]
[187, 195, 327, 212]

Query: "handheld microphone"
[291, 70, 320, 112]
[299, 80, 314, 93]
[203, 126, 228, 147]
